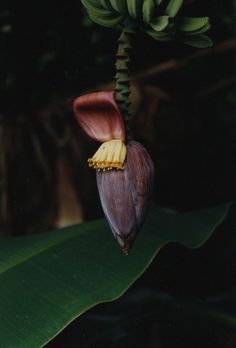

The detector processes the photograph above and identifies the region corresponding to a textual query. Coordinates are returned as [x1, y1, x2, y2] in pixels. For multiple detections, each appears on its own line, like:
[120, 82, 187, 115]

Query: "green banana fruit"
[145, 28, 173, 41]
[142, 0, 155, 23]
[81, 0, 212, 48]
[175, 17, 209, 32]
[100, 0, 113, 10]
[88, 9, 125, 27]
[127, 0, 143, 19]
[109, 0, 127, 13]
[165, 0, 183, 17]
[181, 34, 213, 48]
[81, 0, 113, 18]
[149, 15, 170, 31]
[182, 24, 211, 36]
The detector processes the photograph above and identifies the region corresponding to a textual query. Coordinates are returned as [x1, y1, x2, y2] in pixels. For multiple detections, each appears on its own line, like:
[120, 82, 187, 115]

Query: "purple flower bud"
[96, 140, 154, 254]
[73, 91, 155, 254]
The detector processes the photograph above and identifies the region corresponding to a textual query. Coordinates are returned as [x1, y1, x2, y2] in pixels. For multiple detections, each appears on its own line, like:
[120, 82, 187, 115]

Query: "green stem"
[114, 27, 135, 141]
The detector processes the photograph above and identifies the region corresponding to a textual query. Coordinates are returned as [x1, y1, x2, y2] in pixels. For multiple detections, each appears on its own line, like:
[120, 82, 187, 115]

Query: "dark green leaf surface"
[0, 204, 230, 348]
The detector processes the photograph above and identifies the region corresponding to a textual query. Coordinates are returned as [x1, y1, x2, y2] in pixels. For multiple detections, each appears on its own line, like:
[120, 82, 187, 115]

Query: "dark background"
[0, 0, 235, 347]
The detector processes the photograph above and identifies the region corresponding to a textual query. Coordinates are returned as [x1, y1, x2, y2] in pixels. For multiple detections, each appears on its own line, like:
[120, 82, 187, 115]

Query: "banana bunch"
[81, 0, 212, 48]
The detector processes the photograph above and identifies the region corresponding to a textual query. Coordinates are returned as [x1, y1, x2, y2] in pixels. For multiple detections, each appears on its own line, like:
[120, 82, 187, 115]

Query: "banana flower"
[73, 91, 154, 254]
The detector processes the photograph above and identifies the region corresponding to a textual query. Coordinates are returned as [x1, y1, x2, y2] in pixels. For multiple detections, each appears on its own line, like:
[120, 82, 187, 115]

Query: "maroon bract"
[73, 91, 125, 143]
[73, 91, 126, 170]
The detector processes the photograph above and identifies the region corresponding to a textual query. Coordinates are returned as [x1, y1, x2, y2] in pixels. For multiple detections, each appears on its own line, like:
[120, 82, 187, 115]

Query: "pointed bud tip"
[122, 240, 131, 256]
[122, 249, 129, 256]
[114, 233, 132, 255]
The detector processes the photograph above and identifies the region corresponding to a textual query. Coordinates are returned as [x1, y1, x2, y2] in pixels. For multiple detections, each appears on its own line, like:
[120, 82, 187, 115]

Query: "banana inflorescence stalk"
[114, 27, 134, 139]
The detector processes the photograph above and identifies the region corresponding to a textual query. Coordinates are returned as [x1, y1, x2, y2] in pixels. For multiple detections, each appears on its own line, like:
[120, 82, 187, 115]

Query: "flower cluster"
[73, 91, 154, 254]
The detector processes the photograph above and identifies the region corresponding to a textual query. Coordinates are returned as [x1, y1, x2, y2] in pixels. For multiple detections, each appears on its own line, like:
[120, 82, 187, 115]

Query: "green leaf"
[176, 17, 210, 32]
[181, 34, 214, 48]
[0, 204, 230, 348]
[150, 16, 170, 31]
[166, 0, 183, 17]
